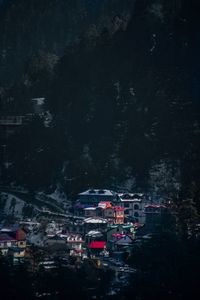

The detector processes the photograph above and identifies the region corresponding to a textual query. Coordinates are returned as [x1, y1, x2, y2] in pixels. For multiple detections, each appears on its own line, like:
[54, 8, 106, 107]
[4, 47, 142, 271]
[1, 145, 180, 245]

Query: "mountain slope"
[0, 0, 135, 84]
[0, 0, 200, 201]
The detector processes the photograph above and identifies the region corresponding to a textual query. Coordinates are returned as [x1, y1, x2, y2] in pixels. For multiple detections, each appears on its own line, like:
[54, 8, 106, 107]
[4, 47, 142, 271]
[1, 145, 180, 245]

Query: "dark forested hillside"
[0, 0, 134, 83]
[0, 0, 200, 203]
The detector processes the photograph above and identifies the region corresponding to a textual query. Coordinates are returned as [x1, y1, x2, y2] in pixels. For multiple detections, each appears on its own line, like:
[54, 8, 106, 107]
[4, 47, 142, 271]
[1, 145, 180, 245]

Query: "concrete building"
[118, 193, 147, 224]
[78, 189, 117, 206]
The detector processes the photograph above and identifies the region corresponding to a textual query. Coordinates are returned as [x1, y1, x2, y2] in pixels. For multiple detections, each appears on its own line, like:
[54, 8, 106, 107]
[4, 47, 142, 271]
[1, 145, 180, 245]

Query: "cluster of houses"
[0, 226, 27, 263]
[0, 189, 170, 267]
[44, 189, 170, 260]
[75, 189, 147, 223]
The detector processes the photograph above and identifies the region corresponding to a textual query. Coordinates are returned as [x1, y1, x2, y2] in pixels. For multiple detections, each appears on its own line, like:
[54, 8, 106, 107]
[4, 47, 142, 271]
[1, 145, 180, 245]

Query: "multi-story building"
[77, 189, 117, 206]
[0, 227, 27, 256]
[144, 204, 169, 232]
[118, 193, 148, 224]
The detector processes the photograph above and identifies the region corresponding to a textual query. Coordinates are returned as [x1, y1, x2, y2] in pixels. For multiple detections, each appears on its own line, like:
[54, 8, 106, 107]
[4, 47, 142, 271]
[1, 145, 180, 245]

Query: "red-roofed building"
[113, 206, 125, 224]
[88, 241, 106, 249]
[103, 206, 125, 224]
[113, 206, 125, 212]
[88, 241, 107, 258]
[15, 228, 27, 249]
[98, 202, 112, 209]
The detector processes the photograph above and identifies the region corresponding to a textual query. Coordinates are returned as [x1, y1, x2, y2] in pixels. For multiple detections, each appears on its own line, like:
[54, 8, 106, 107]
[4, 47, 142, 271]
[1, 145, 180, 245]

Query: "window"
[124, 202, 129, 208]
[134, 212, 139, 218]
[134, 204, 139, 210]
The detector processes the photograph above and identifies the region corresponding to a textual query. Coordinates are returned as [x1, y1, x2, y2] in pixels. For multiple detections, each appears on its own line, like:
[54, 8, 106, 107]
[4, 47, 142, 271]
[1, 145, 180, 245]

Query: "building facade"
[78, 189, 117, 206]
[118, 193, 147, 224]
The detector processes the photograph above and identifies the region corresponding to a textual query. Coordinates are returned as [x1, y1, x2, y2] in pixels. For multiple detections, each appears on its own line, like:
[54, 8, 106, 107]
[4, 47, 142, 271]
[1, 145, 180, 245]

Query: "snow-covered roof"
[114, 235, 134, 245]
[66, 235, 83, 242]
[0, 228, 12, 233]
[84, 217, 107, 224]
[86, 230, 103, 237]
[79, 189, 115, 196]
[120, 199, 142, 202]
[84, 207, 97, 211]
[98, 202, 112, 209]
[118, 193, 144, 199]
[145, 204, 166, 208]
[19, 221, 40, 226]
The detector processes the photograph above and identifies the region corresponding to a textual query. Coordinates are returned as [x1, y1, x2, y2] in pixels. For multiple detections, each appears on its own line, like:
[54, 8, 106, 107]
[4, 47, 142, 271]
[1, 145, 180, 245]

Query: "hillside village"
[0, 188, 171, 280]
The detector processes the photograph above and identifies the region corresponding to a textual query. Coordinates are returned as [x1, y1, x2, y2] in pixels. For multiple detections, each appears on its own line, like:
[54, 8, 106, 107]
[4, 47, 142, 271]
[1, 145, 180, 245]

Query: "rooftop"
[86, 230, 103, 237]
[88, 241, 106, 249]
[98, 201, 112, 209]
[113, 206, 125, 212]
[79, 189, 115, 196]
[112, 233, 132, 238]
[120, 199, 142, 202]
[145, 204, 166, 209]
[84, 217, 107, 224]
[118, 193, 145, 200]
[0, 234, 16, 242]
[47, 235, 65, 241]
[84, 207, 97, 211]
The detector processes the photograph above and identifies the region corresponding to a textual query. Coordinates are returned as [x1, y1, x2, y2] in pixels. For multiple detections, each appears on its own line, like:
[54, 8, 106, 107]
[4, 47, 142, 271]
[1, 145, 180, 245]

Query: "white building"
[118, 193, 147, 224]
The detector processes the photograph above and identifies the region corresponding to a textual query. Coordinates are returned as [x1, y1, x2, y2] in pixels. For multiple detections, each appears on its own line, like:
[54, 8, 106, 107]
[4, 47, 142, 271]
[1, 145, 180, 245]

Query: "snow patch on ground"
[1, 192, 25, 217]
[48, 188, 67, 204]
[28, 231, 46, 247]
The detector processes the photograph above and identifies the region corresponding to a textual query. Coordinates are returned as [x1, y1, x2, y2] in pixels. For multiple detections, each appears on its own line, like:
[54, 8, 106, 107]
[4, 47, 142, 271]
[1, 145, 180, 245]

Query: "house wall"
[0, 248, 8, 255]
[67, 242, 82, 251]
[114, 211, 124, 224]
[121, 201, 146, 224]
[0, 240, 17, 255]
[13, 249, 25, 258]
[104, 208, 114, 219]
[46, 239, 66, 246]
[0, 241, 16, 248]
[106, 225, 127, 241]
[16, 240, 26, 248]
[84, 209, 97, 217]
[84, 222, 107, 233]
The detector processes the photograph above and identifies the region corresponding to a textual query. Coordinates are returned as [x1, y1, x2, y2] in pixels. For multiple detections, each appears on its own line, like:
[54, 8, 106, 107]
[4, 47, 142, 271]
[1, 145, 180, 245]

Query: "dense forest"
[0, 0, 200, 203]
